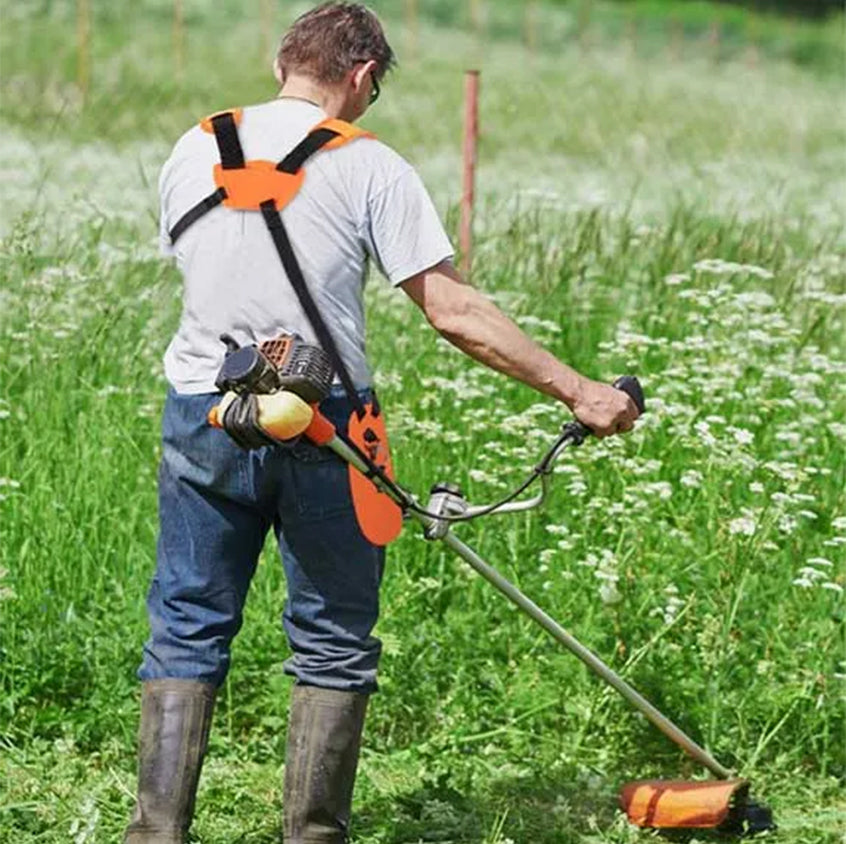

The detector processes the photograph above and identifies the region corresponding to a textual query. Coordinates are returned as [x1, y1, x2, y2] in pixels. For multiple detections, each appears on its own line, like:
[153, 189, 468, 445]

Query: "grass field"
[1, 1, 844, 842]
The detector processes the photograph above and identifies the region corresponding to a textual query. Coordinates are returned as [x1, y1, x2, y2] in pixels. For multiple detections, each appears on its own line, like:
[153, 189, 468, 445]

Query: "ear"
[273, 57, 284, 86]
[351, 59, 377, 92]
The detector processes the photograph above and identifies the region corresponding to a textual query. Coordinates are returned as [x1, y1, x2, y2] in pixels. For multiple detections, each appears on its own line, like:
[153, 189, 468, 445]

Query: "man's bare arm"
[400, 260, 639, 437]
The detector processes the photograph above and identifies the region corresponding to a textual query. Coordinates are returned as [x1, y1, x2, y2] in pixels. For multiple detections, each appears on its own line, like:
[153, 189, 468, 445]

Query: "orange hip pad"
[620, 779, 749, 829]
[347, 403, 403, 547]
[213, 161, 305, 211]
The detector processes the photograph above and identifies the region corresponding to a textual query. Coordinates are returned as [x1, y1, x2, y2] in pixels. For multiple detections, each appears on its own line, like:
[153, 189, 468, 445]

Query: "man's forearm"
[429, 283, 585, 409]
[400, 261, 639, 437]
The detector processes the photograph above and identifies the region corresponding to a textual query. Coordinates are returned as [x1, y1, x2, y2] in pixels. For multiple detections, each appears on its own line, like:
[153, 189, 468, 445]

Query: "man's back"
[159, 97, 452, 394]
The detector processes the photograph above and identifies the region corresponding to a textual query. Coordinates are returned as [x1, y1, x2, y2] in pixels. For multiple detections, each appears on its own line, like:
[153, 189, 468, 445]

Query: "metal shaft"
[438, 530, 732, 779]
[324, 432, 732, 779]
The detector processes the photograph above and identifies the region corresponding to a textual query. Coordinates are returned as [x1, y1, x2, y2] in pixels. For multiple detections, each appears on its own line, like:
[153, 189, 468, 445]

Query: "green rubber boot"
[283, 685, 369, 844]
[124, 679, 216, 844]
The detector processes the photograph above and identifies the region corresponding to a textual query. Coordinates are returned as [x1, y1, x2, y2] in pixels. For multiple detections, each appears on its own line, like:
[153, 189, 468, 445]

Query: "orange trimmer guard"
[346, 402, 403, 547]
[620, 779, 749, 829]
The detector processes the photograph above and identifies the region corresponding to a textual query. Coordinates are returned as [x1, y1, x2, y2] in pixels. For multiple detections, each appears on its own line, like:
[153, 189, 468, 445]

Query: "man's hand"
[571, 378, 640, 438]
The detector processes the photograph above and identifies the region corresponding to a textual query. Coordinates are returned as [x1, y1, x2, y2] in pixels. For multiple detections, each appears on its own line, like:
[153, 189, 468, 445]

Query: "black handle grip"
[612, 375, 645, 415]
[564, 376, 645, 445]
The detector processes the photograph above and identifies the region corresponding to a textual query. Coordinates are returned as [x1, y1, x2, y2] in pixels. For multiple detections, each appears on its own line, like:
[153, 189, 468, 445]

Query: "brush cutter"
[209, 356, 775, 835]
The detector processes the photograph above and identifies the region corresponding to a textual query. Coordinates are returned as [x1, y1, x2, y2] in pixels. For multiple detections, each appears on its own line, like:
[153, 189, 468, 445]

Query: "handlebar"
[563, 375, 646, 446]
[429, 376, 646, 523]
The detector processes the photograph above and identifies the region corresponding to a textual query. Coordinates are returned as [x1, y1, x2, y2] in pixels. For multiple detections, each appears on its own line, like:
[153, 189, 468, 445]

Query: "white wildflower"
[0, 566, 15, 601]
[469, 469, 495, 484]
[729, 427, 754, 446]
[599, 581, 622, 605]
[680, 470, 703, 489]
[729, 516, 757, 536]
[692, 258, 773, 280]
[568, 479, 588, 496]
[778, 514, 799, 534]
[694, 421, 717, 447]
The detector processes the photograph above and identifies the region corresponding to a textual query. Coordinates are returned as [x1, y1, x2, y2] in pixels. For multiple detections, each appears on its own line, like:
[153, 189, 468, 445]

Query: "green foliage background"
[1, 1, 844, 842]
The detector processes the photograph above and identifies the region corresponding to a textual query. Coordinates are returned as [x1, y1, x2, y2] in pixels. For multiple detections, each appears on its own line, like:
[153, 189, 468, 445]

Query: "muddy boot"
[283, 685, 369, 844]
[124, 679, 216, 844]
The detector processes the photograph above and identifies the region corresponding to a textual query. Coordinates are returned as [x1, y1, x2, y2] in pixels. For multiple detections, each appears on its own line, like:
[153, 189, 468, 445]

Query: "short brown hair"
[276, 2, 395, 85]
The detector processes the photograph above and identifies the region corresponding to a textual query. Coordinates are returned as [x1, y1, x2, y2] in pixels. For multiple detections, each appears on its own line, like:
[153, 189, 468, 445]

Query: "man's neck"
[278, 77, 344, 119]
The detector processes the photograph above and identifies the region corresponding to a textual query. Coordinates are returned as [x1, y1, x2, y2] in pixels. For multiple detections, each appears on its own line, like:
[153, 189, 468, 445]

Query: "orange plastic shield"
[347, 403, 403, 546]
[620, 779, 748, 829]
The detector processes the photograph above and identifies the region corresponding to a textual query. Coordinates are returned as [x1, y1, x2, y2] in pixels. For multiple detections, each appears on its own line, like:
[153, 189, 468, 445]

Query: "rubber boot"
[283, 685, 369, 844]
[124, 679, 216, 844]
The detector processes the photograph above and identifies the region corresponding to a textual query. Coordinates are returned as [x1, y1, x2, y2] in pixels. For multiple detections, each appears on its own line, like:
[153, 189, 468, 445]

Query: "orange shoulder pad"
[213, 161, 304, 212]
[200, 108, 243, 134]
[312, 118, 375, 151]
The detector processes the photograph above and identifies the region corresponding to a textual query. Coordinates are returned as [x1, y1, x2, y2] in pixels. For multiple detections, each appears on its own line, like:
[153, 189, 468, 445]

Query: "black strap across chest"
[168, 113, 367, 418]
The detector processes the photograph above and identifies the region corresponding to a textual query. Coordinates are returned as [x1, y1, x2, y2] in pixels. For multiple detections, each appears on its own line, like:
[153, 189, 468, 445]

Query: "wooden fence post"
[460, 70, 480, 280]
[625, 8, 637, 57]
[406, 0, 418, 61]
[524, 1, 538, 56]
[76, 0, 90, 101]
[745, 11, 760, 68]
[708, 20, 722, 63]
[261, 0, 274, 61]
[669, 17, 683, 62]
[470, 0, 483, 37]
[577, 0, 592, 52]
[173, 0, 184, 79]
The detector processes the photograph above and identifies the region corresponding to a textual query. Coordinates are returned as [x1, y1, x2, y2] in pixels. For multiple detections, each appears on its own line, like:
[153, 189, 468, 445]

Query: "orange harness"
[170, 108, 402, 546]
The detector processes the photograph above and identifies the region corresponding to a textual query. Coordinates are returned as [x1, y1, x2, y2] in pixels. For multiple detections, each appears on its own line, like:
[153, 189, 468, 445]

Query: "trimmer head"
[620, 779, 776, 835]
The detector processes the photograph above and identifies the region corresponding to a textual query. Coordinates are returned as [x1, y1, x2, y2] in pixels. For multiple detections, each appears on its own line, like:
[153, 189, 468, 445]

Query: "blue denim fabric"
[139, 387, 385, 694]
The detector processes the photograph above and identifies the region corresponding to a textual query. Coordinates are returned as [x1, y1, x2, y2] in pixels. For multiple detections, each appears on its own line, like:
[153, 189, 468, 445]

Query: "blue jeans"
[138, 388, 385, 694]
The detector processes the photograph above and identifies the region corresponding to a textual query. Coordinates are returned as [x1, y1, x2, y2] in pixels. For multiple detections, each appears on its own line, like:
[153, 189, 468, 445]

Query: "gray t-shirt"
[159, 98, 453, 394]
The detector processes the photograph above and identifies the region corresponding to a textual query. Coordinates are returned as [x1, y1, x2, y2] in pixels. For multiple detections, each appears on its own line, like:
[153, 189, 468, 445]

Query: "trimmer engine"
[214, 333, 334, 403]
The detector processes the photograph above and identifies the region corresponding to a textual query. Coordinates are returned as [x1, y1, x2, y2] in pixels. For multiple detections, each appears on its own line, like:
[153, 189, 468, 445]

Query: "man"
[125, 3, 639, 842]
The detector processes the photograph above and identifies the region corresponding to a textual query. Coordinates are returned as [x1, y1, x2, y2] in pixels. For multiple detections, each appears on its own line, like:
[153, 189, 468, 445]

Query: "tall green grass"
[1, 1, 844, 842]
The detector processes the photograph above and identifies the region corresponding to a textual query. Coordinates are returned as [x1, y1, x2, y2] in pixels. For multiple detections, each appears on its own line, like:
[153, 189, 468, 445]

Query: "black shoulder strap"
[263, 125, 368, 418]
[169, 187, 227, 244]
[169, 110, 246, 244]
[260, 200, 366, 419]
[210, 112, 245, 169]
[277, 127, 340, 173]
